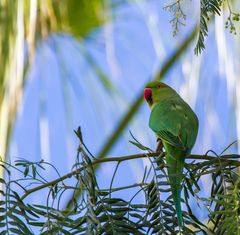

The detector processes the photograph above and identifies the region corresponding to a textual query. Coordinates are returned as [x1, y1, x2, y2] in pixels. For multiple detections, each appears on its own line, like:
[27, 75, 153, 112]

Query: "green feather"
[145, 81, 199, 227]
[164, 143, 187, 227]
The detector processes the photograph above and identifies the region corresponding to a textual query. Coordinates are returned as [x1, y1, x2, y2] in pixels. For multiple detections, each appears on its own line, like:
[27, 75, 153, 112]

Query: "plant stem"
[6, 152, 239, 212]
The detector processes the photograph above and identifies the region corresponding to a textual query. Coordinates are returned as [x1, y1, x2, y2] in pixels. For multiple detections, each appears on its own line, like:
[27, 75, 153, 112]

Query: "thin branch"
[100, 183, 148, 194]
[109, 162, 120, 197]
[6, 152, 239, 211]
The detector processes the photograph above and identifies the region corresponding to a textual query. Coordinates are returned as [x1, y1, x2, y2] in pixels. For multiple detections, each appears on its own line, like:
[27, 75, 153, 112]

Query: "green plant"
[0, 128, 239, 234]
[163, 0, 240, 54]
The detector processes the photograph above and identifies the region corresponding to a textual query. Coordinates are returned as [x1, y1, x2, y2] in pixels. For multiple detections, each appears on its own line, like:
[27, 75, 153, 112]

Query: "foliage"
[0, 128, 239, 234]
[163, 0, 240, 54]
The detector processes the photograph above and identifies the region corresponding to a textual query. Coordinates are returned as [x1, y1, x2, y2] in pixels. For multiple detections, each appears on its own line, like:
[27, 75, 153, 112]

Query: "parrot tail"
[164, 145, 186, 228]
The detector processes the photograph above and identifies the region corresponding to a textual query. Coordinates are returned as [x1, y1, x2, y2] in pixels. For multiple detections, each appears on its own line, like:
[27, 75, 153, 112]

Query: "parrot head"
[144, 81, 176, 108]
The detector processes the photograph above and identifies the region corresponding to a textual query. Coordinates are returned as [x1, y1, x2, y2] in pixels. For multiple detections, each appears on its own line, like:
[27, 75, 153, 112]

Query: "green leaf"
[9, 228, 23, 235]
[0, 222, 5, 228]
[0, 208, 5, 213]
[24, 166, 29, 177]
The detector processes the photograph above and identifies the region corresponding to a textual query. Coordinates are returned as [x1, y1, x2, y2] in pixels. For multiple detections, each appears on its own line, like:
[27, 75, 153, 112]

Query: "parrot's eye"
[157, 85, 161, 89]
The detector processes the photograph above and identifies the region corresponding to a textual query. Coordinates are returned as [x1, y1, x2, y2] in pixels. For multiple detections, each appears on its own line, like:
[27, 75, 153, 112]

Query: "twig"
[100, 183, 148, 193]
[6, 152, 239, 210]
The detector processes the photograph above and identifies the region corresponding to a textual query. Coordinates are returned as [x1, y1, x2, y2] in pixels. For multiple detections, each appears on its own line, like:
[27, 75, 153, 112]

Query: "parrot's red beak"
[144, 88, 152, 102]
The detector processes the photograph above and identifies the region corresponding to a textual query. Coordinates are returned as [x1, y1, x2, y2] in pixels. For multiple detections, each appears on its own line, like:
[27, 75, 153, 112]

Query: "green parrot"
[144, 81, 199, 227]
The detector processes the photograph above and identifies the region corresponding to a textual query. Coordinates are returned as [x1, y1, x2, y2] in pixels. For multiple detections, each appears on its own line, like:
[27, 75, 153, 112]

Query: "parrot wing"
[156, 130, 185, 150]
[149, 96, 198, 150]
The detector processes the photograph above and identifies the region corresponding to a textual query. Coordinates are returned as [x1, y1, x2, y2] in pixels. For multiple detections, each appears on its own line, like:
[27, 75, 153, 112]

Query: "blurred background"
[0, 0, 240, 226]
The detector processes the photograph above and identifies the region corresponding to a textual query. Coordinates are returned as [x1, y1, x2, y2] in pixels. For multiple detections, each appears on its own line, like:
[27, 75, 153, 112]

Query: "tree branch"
[9, 152, 239, 209]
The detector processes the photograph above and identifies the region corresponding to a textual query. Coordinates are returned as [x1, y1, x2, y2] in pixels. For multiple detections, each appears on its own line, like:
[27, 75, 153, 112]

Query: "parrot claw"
[156, 138, 163, 153]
